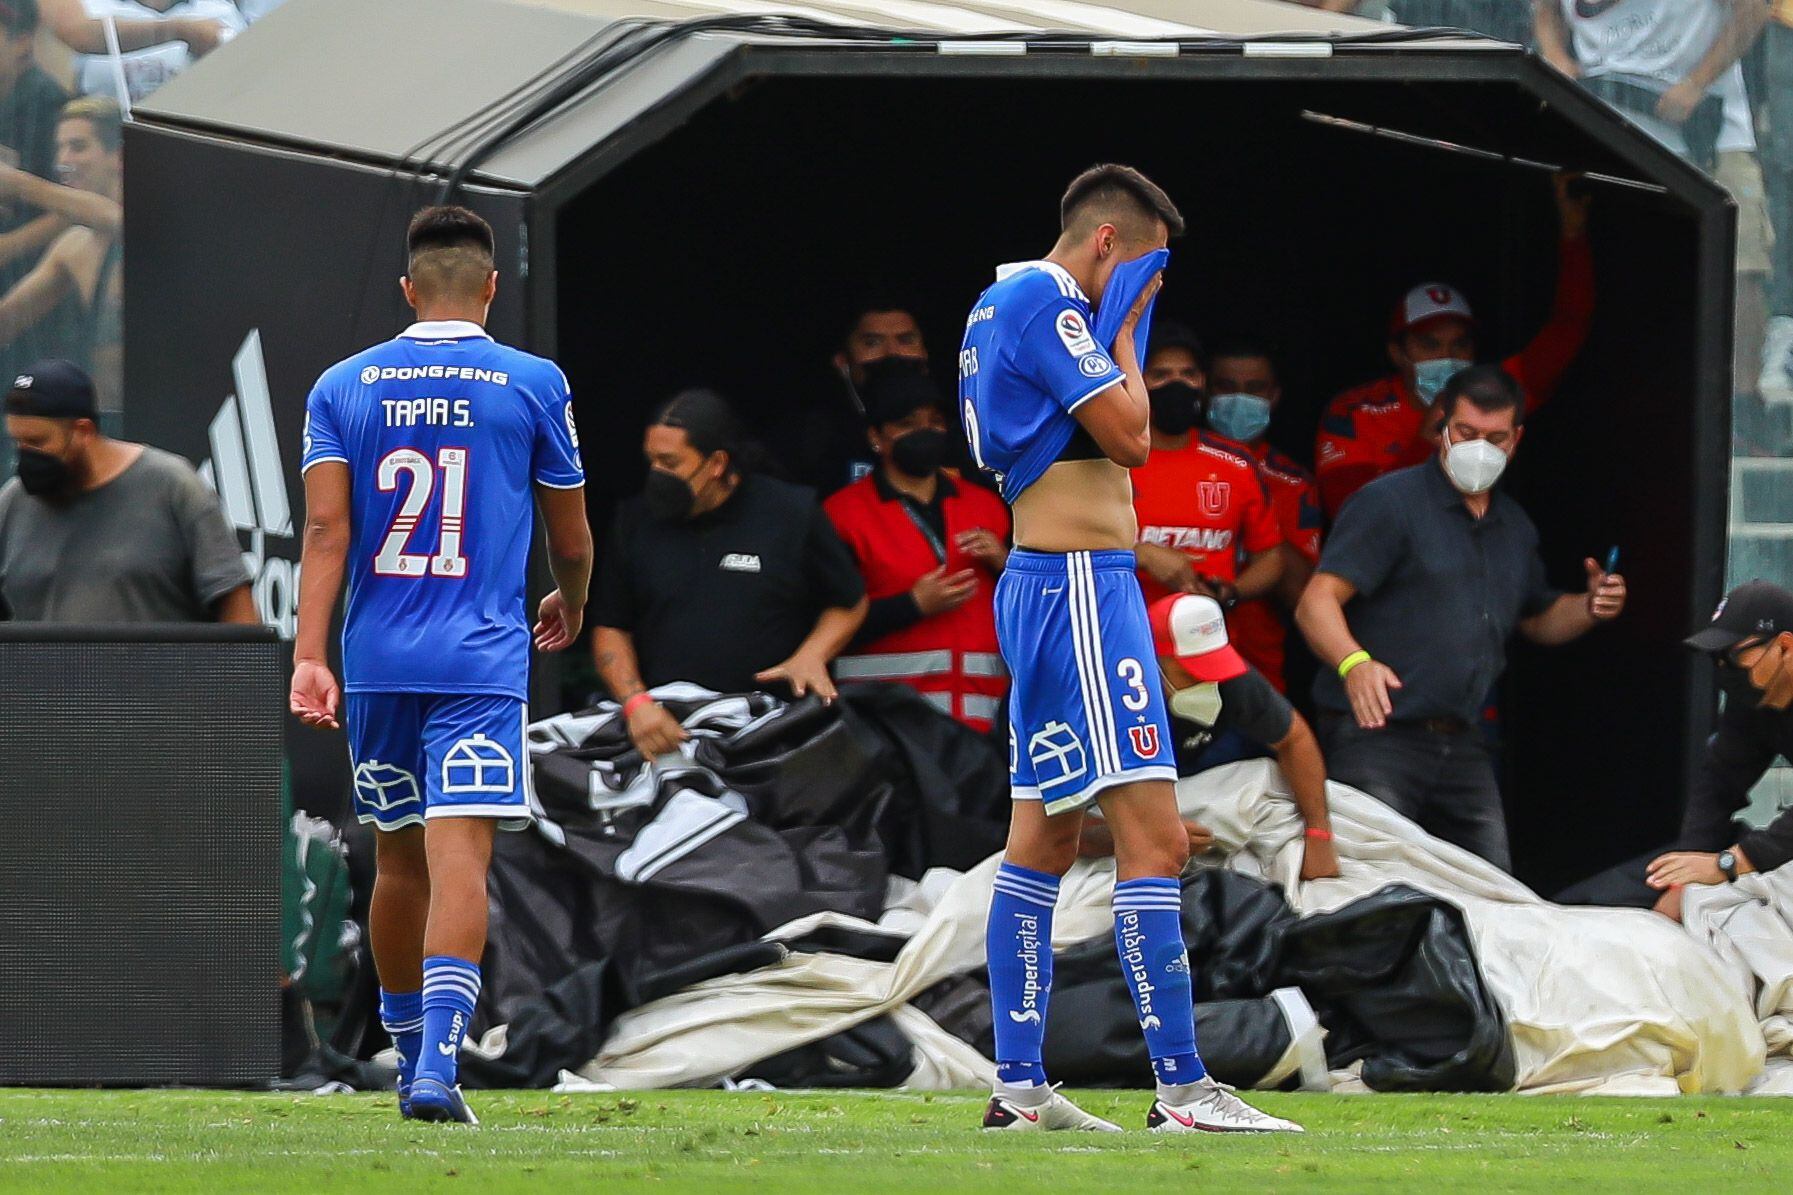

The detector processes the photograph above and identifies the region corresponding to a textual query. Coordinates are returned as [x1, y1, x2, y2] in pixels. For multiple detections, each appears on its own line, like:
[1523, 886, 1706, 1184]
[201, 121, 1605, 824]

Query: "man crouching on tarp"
[1078, 592, 1340, 881]
[1558, 580, 1793, 920]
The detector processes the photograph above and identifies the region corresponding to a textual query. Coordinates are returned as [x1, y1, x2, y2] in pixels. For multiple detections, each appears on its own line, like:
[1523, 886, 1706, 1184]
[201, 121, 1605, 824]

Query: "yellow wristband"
[1337, 650, 1372, 680]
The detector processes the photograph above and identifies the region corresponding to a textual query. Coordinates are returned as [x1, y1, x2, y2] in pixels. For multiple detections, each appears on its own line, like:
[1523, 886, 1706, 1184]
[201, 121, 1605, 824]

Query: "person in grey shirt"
[0, 358, 253, 623]
[1295, 366, 1627, 871]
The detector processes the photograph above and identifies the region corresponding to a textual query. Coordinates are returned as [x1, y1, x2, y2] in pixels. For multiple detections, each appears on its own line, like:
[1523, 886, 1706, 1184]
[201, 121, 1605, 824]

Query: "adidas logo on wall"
[199, 330, 298, 638]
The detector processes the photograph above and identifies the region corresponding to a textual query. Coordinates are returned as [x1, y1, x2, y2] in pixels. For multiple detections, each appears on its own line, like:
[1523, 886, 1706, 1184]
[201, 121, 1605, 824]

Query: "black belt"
[1391, 717, 1472, 736]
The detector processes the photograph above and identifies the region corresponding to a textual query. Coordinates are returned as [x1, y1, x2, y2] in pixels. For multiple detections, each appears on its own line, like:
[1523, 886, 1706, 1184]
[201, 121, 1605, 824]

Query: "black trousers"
[1552, 849, 1662, 909]
[1322, 716, 1511, 873]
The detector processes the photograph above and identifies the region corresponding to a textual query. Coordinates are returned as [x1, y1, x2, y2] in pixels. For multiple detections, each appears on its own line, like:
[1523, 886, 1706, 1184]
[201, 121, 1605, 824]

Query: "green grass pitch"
[2, 1089, 1791, 1193]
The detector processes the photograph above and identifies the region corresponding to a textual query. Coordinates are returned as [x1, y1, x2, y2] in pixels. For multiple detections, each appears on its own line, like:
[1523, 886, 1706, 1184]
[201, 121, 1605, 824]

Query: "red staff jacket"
[824, 471, 1011, 731]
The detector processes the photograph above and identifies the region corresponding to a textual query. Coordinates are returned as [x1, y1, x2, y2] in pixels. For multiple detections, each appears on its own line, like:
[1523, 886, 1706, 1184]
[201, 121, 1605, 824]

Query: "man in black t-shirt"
[1149, 593, 1339, 880]
[1078, 593, 1340, 880]
[591, 389, 868, 759]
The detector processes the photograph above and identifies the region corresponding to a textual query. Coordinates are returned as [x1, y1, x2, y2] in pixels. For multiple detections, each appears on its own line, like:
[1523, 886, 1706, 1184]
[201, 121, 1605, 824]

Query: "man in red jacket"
[824, 366, 1011, 732]
[1131, 322, 1283, 612]
[1314, 176, 1595, 518]
[1201, 337, 1322, 694]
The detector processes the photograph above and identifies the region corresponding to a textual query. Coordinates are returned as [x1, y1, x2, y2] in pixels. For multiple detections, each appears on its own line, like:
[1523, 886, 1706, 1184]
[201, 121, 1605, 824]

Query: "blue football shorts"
[995, 549, 1176, 815]
[346, 692, 537, 832]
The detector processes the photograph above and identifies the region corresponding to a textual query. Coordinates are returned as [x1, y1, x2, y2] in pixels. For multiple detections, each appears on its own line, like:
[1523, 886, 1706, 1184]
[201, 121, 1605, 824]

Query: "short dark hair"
[1146, 319, 1204, 370]
[405, 205, 496, 300]
[0, 1, 38, 38]
[1206, 335, 1279, 379]
[59, 96, 121, 152]
[1060, 164, 1185, 242]
[652, 388, 751, 479]
[841, 295, 919, 349]
[1436, 364, 1525, 427]
[407, 205, 495, 263]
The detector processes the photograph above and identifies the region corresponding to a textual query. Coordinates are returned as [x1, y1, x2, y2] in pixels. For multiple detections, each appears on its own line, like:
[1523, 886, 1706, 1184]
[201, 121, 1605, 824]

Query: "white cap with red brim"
[1148, 594, 1249, 684]
[1390, 282, 1476, 336]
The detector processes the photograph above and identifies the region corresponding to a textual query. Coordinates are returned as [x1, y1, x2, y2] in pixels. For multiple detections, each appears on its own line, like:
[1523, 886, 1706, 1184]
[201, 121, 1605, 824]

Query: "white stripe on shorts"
[1069, 552, 1121, 774]
[1065, 551, 1116, 775]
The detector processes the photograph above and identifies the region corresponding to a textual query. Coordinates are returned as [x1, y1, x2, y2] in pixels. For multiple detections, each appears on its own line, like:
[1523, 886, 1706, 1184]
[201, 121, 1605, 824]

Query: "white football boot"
[1146, 1076, 1304, 1134]
[982, 1083, 1123, 1132]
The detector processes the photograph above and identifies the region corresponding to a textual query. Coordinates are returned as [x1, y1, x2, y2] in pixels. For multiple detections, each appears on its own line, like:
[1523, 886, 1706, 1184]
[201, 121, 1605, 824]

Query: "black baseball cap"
[4, 359, 98, 420]
[860, 358, 942, 427]
[1684, 580, 1793, 653]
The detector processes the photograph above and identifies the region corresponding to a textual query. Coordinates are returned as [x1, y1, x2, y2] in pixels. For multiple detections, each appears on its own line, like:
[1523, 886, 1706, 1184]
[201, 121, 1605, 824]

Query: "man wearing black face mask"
[592, 388, 867, 760]
[0, 358, 253, 622]
[824, 367, 1012, 732]
[1557, 581, 1793, 918]
[1129, 321, 1284, 616]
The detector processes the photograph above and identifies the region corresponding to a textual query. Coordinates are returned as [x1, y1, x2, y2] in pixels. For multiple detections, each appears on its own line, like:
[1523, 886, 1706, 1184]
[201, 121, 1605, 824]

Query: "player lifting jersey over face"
[961, 166, 1300, 1136]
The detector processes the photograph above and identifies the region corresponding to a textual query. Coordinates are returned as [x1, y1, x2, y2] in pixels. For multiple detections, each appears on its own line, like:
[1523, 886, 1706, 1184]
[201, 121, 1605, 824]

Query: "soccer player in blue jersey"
[289, 206, 592, 1125]
[962, 166, 1301, 1134]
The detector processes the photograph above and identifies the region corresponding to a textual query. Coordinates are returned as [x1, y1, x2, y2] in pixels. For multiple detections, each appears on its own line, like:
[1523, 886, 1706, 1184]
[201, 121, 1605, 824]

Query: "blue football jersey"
[958, 261, 1126, 503]
[300, 320, 585, 698]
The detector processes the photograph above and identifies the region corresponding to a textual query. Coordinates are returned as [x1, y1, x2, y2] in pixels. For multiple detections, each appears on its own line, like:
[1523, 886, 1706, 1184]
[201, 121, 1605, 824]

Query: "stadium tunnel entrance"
[548, 70, 1722, 896]
[127, 15, 1731, 896]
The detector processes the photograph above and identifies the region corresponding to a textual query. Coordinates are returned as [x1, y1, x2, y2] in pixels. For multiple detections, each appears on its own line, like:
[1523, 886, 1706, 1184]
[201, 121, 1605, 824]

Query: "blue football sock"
[379, 987, 424, 1092]
[414, 955, 481, 1090]
[987, 860, 1060, 1088]
[1113, 877, 1205, 1085]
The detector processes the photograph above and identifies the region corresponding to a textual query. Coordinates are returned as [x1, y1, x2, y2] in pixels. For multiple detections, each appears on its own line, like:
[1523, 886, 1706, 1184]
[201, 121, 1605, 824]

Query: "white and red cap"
[1148, 594, 1249, 684]
[1389, 282, 1476, 337]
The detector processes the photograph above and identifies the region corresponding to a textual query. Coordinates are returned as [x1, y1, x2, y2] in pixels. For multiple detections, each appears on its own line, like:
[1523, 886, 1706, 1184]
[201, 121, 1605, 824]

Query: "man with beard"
[0, 357, 251, 621]
[825, 365, 1011, 732]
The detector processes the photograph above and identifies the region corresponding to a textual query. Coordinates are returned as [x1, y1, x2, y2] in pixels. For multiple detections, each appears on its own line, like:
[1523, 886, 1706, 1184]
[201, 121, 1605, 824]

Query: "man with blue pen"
[1296, 365, 1626, 874]
[961, 164, 1300, 1135]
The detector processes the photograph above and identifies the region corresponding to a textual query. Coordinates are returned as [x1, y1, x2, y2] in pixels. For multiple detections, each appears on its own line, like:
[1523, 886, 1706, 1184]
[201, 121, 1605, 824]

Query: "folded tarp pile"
[573, 760, 1778, 1095]
[463, 683, 1009, 1086]
[462, 688, 1522, 1092]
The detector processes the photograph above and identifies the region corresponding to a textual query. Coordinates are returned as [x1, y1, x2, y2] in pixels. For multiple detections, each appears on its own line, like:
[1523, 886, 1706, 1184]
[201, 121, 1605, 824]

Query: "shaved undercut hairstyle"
[1059, 163, 1185, 245]
[406, 205, 496, 300]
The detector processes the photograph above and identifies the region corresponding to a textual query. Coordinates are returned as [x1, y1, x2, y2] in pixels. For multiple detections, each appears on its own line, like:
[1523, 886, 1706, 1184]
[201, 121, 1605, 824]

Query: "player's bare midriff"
[1011, 457, 1138, 554]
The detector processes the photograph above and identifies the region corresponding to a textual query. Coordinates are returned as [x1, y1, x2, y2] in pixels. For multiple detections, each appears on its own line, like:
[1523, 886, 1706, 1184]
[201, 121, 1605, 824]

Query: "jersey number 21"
[374, 446, 469, 578]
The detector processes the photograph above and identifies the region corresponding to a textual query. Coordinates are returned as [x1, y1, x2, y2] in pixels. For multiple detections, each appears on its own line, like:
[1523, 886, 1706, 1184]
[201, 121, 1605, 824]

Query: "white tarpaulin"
[579, 761, 1777, 1094]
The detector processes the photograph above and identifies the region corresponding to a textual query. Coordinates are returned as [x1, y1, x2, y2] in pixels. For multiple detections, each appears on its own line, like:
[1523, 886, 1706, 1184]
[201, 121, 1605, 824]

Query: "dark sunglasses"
[1719, 636, 1772, 668]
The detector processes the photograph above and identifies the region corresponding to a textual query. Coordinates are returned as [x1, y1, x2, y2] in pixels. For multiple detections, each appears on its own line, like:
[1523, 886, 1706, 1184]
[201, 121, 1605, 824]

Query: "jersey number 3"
[375, 446, 469, 578]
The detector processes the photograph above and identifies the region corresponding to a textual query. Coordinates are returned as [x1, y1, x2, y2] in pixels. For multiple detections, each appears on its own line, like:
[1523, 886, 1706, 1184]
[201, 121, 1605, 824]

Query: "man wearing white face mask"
[1295, 366, 1627, 872]
[1313, 176, 1595, 520]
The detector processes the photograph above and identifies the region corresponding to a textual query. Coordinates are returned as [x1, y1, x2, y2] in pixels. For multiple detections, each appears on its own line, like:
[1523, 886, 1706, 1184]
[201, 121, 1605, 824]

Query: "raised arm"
[40, 0, 227, 56]
[0, 164, 122, 236]
[0, 232, 79, 347]
[0, 214, 68, 272]
[1071, 275, 1160, 468]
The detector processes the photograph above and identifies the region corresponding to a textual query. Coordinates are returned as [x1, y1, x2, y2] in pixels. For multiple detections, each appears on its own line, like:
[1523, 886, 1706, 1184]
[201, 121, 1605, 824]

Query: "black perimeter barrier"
[0, 625, 283, 1086]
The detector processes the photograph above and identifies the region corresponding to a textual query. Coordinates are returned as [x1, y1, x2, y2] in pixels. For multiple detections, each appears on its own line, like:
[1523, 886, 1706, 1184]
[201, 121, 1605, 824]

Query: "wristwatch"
[1717, 849, 1739, 882]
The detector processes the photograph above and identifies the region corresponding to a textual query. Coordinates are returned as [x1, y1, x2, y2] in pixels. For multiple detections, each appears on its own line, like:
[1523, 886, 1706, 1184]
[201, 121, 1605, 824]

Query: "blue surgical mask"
[1412, 357, 1473, 406]
[1206, 392, 1272, 444]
